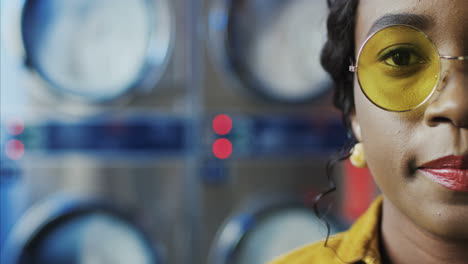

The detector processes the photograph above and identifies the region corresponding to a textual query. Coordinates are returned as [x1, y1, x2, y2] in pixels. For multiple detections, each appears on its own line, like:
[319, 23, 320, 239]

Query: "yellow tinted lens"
[357, 25, 440, 111]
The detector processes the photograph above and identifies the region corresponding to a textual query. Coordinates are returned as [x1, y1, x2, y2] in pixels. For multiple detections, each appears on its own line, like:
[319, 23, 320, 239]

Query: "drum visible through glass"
[21, 0, 173, 102]
[209, 0, 331, 103]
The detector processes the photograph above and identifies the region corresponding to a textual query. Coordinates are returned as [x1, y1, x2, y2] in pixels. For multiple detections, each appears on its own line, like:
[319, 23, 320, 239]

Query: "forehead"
[355, 0, 468, 52]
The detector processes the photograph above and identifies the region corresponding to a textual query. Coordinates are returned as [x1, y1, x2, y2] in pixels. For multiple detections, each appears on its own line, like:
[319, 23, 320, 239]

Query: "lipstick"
[418, 155, 468, 192]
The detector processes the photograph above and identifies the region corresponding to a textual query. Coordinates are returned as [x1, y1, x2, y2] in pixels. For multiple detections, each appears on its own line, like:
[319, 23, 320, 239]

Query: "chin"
[418, 203, 468, 241]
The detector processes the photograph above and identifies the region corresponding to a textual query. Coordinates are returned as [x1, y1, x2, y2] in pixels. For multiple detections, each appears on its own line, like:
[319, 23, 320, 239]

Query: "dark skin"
[351, 0, 468, 263]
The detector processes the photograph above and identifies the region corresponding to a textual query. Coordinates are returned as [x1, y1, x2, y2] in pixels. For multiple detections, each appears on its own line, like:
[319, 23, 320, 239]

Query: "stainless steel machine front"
[1, 0, 198, 263]
[201, 0, 346, 263]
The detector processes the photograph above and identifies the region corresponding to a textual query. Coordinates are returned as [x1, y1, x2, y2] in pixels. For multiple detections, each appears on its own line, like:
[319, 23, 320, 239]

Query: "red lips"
[418, 155, 468, 192]
[420, 155, 468, 170]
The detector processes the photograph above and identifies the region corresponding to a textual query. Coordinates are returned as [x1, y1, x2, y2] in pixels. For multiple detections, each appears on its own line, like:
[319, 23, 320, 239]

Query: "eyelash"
[378, 46, 421, 63]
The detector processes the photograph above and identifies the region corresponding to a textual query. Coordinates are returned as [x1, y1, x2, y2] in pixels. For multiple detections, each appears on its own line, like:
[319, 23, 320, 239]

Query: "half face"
[353, 0, 468, 239]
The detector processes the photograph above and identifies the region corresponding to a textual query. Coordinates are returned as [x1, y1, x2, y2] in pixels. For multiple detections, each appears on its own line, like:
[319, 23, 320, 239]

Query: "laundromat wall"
[1, 0, 376, 264]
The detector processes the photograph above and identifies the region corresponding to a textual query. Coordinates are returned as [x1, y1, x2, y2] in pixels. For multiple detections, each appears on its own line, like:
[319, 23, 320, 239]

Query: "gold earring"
[350, 142, 367, 168]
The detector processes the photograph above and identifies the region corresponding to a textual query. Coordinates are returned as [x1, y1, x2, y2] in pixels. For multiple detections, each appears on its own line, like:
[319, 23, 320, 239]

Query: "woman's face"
[353, 0, 468, 239]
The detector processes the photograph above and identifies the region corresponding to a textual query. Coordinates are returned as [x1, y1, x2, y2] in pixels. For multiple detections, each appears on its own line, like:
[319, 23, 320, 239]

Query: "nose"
[423, 64, 468, 128]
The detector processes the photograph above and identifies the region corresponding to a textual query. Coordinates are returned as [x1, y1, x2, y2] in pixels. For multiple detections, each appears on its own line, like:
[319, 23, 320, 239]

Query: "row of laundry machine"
[0, 0, 369, 263]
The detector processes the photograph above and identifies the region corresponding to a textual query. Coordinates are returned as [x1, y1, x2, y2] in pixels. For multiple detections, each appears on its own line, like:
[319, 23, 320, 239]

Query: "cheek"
[353, 82, 418, 191]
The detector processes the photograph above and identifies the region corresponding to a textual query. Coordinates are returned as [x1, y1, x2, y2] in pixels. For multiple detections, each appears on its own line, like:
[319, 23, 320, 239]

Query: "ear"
[350, 110, 362, 142]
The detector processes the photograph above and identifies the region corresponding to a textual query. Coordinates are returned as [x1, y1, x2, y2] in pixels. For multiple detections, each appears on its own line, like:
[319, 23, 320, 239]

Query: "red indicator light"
[212, 114, 232, 135]
[6, 117, 24, 135]
[5, 139, 25, 160]
[212, 138, 232, 159]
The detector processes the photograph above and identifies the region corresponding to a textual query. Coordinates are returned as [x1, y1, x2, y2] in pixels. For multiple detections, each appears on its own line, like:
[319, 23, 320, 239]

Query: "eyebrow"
[368, 13, 433, 35]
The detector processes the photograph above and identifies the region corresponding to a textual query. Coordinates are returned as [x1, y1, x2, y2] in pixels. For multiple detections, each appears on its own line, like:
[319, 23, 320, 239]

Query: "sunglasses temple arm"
[439, 56, 468, 61]
[349, 56, 467, 72]
[348, 56, 358, 72]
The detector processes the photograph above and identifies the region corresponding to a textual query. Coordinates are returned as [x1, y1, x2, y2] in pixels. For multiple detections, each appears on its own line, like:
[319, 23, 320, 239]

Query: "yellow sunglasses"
[350, 24, 468, 112]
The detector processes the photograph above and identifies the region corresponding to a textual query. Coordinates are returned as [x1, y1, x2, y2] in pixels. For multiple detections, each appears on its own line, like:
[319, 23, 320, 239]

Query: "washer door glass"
[22, 0, 168, 101]
[234, 207, 338, 264]
[24, 212, 156, 264]
[215, 0, 330, 102]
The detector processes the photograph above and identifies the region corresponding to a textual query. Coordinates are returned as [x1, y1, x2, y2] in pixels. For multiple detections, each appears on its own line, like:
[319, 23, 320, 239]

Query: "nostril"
[429, 116, 452, 126]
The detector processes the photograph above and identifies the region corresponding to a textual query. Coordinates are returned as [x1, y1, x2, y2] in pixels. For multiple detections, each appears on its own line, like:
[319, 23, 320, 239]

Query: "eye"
[379, 46, 426, 68]
[388, 50, 412, 66]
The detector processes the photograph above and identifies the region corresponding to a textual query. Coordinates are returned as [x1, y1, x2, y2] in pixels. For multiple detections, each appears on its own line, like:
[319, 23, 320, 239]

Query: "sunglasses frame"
[349, 24, 468, 112]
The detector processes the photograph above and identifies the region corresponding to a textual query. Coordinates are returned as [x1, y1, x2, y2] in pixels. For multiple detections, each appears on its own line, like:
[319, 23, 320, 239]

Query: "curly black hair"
[313, 0, 360, 261]
[321, 0, 359, 139]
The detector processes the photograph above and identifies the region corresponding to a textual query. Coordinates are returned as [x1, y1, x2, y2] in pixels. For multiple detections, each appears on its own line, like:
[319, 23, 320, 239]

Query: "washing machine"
[0, 0, 203, 263]
[201, 0, 349, 263]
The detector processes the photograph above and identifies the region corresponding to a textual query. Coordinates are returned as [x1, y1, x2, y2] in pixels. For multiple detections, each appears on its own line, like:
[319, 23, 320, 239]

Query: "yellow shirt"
[269, 196, 383, 264]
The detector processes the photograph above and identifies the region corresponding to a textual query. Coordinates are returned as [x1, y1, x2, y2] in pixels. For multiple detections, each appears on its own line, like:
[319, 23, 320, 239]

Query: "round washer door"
[209, 199, 344, 264]
[209, 0, 331, 103]
[21, 0, 173, 102]
[1, 195, 163, 264]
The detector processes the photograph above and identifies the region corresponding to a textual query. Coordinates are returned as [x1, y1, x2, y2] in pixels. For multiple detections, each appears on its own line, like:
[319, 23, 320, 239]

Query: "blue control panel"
[1, 115, 346, 158]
